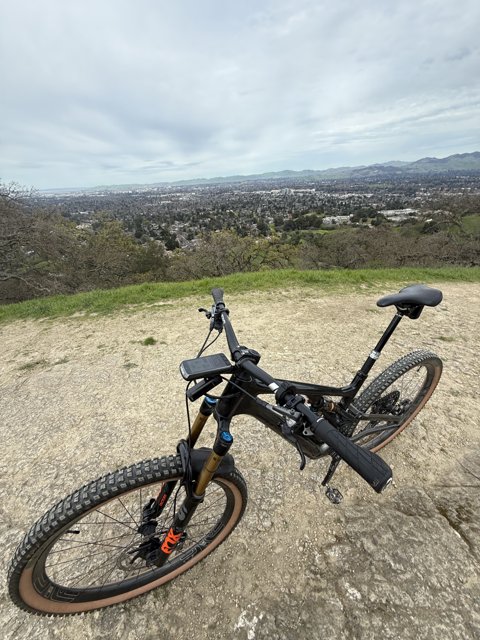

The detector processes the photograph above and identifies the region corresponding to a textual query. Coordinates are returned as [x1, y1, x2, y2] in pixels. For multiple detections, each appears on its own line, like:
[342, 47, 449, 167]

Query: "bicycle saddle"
[377, 284, 443, 309]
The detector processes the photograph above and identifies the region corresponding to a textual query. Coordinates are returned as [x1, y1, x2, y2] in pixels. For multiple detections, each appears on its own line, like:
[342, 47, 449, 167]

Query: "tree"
[0, 182, 78, 301]
[80, 221, 142, 287]
[0, 182, 34, 301]
[133, 240, 168, 281]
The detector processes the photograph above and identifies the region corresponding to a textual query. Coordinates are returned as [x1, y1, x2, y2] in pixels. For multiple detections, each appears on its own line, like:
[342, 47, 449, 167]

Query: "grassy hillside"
[1, 267, 479, 324]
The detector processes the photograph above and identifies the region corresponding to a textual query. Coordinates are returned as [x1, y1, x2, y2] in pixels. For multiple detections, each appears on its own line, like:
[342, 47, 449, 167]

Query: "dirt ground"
[1, 282, 479, 639]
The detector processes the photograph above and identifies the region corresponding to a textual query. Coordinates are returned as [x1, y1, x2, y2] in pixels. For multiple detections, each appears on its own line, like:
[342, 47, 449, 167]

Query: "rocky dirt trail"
[1, 282, 479, 639]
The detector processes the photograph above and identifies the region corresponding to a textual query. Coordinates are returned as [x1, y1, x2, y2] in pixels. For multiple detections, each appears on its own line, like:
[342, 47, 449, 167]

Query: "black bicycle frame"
[149, 308, 405, 562]
[203, 309, 405, 459]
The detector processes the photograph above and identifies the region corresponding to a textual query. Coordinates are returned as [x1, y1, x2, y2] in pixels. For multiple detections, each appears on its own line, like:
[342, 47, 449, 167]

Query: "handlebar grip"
[211, 288, 225, 306]
[310, 416, 393, 493]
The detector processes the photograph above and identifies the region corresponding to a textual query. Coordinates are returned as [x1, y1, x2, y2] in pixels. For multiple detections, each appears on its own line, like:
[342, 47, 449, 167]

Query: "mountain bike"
[8, 284, 443, 615]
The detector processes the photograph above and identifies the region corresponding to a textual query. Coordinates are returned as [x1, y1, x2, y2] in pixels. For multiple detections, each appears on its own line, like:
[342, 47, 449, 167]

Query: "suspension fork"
[147, 375, 244, 565]
[144, 397, 236, 566]
[150, 422, 234, 566]
[145, 396, 217, 521]
[188, 396, 217, 447]
[190, 372, 245, 495]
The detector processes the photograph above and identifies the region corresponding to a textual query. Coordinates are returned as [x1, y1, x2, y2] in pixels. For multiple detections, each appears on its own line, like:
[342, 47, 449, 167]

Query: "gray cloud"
[1, 0, 479, 188]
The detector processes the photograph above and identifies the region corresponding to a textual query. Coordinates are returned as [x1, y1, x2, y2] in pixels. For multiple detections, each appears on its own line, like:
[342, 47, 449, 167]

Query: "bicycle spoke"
[67, 535, 141, 588]
[49, 541, 131, 555]
[117, 496, 139, 527]
[54, 531, 133, 550]
[46, 500, 223, 588]
[46, 546, 128, 569]
[95, 509, 138, 532]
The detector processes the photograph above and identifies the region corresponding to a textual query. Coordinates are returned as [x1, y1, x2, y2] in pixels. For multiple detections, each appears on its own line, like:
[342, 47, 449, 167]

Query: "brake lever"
[208, 303, 224, 332]
[198, 307, 221, 332]
[198, 307, 212, 319]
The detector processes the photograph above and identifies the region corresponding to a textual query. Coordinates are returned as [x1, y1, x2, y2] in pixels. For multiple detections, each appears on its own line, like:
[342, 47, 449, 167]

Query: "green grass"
[0, 267, 479, 324]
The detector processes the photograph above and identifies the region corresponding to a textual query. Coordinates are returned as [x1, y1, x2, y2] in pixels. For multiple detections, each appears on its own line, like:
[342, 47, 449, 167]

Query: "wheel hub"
[372, 390, 404, 416]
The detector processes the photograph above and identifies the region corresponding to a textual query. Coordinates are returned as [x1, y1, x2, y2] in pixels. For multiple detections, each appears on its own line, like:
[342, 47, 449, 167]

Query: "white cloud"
[1, 0, 479, 188]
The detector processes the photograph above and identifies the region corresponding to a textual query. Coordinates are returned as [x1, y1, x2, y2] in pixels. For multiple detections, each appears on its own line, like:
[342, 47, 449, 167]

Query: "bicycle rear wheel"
[350, 350, 442, 451]
[8, 455, 247, 615]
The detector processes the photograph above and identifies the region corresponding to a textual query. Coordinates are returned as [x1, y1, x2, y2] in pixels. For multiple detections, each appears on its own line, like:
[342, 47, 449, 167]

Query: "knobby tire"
[350, 350, 442, 451]
[8, 455, 247, 615]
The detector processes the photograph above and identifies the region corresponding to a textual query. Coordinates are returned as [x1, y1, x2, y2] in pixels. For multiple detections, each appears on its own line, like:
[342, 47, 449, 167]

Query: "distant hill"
[410, 152, 480, 171]
[307, 152, 480, 181]
[42, 152, 480, 193]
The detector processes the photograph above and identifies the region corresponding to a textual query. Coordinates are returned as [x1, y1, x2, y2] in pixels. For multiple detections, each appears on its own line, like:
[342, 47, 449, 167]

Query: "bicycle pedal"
[325, 486, 343, 504]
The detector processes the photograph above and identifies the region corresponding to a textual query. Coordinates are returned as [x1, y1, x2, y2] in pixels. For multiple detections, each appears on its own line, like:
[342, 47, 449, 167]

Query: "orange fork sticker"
[161, 528, 183, 554]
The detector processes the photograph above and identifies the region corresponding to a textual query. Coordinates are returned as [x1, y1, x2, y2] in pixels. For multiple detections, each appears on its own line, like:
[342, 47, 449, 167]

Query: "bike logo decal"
[161, 528, 182, 554]
[158, 492, 169, 507]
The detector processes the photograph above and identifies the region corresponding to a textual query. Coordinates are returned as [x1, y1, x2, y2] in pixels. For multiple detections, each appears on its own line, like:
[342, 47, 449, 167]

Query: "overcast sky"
[1, 0, 479, 189]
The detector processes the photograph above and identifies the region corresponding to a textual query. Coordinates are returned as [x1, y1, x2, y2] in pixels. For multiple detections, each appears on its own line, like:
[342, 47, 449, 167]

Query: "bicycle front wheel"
[350, 350, 442, 451]
[8, 455, 247, 615]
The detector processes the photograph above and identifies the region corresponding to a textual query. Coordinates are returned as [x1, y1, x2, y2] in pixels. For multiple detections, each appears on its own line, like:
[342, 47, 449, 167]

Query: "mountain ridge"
[42, 151, 480, 193]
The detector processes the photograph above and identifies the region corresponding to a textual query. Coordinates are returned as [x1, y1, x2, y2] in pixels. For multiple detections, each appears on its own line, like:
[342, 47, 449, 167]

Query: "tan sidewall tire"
[351, 351, 443, 452]
[14, 471, 245, 615]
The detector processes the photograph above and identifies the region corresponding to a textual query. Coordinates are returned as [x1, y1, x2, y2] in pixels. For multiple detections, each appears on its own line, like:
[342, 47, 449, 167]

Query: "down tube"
[227, 382, 327, 460]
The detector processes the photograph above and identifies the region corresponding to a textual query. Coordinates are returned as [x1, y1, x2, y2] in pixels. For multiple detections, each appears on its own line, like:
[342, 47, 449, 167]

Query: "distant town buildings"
[37, 172, 478, 248]
[380, 208, 418, 222]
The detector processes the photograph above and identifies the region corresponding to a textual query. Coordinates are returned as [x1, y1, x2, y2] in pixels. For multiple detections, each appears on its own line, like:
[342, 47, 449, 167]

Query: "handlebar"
[210, 288, 242, 356]
[211, 287, 225, 306]
[210, 288, 393, 494]
[295, 402, 393, 493]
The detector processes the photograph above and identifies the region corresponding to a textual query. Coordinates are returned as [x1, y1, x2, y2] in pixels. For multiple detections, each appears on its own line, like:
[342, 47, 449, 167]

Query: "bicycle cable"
[196, 329, 221, 358]
[217, 373, 271, 405]
[182, 382, 194, 495]
[182, 325, 222, 496]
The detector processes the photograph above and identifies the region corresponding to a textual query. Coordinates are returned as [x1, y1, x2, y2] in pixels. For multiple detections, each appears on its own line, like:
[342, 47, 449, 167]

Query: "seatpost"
[348, 312, 403, 394]
[372, 311, 403, 354]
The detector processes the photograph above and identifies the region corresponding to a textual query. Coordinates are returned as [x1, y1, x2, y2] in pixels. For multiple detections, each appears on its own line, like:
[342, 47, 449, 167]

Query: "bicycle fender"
[178, 441, 235, 478]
